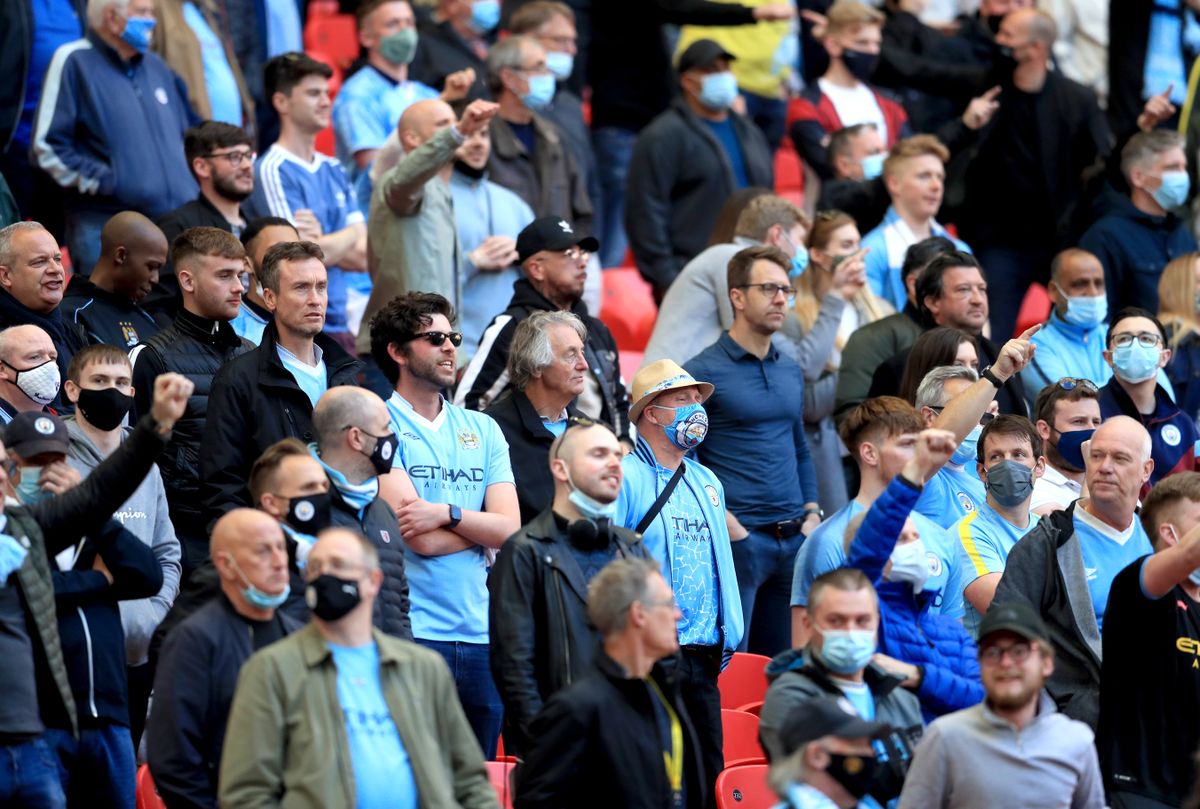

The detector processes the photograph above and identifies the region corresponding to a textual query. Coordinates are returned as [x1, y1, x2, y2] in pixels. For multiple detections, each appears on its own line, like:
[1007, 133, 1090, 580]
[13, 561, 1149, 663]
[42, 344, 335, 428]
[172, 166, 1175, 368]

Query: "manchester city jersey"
[916, 463, 986, 530]
[952, 501, 1039, 636]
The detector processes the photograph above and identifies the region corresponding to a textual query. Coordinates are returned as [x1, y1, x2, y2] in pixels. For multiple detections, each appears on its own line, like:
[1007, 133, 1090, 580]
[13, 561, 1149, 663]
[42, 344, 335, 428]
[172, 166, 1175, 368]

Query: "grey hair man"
[0, 324, 60, 423]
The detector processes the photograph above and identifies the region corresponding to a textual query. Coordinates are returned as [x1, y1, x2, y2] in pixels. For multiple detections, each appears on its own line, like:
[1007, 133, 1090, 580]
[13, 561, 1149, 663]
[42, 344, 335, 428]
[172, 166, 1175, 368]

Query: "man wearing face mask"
[818, 124, 892, 235]
[0, 325, 63, 425]
[625, 39, 774, 297]
[1099, 307, 1198, 489]
[145, 509, 300, 809]
[761, 567, 923, 804]
[220, 527, 496, 809]
[311, 387, 411, 641]
[33, 0, 197, 275]
[949, 415, 1044, 637]
[1030, 379, 1102, 515]
[612, 360, 742, 804]
[1080, 130, 1198, 315]
[490, 421, 646, 758]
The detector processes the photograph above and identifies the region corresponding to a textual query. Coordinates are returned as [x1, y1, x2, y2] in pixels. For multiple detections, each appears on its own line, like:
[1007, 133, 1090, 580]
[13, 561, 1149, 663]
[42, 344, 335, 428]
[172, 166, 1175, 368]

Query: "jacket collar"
[524, 509, 591, 602]
[509, 277, 589, 318]
[490, 114, 559, 160]
[1100, 374, 1176, 422]
[511, 387, 579, 438]
[174, 307, 243, 347]
[255, 320, 359, 388]
[792, 648, 907, 698]
[194, 191, 249, 228]
[716, 330, 779, 363]
[979, 689, 1059, 730]
[86, 30, 143, 70]
[593, 649, 677, 695]
[1044, 308, 1103, 340]
[1108, 192, 1180, 230]
[297, 621, 409, 668]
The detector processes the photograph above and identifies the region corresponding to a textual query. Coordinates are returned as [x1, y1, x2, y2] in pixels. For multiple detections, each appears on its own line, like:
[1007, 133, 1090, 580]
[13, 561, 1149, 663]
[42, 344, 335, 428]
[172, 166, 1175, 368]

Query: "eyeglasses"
[926, 405, 995, 427]
[407, 330, 463, 347]
[1111, 331, 1162, 349]
[1054, 377, 1098, 393]
[979, 641, 1033, 665]
[739, 282, 796, 300]
[202, 149, 256, 167]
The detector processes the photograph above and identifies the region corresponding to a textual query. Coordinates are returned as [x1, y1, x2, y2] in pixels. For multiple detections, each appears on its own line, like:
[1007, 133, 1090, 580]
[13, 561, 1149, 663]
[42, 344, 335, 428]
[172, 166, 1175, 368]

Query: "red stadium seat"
[598, 267, 657, 352]
[304, 49, 344, 97]
[307, 0, 338, 17]
[774, 141, 804, 196]
[136, 765, 166, 809]
[1014, 282, 1051, 339]
[303, 14, 359, 71]
[715, 764, 775, 809]
[718, 652, 771, 710]
[486, 759, 516, 809]
[721, 709, 767, 767]
[619, 350, 644, 379]
[736, 700, 764, 716]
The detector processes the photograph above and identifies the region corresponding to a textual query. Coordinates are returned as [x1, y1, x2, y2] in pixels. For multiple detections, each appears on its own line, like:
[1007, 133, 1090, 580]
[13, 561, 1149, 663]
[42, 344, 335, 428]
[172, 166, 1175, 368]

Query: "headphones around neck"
[567, 516, 612, 551]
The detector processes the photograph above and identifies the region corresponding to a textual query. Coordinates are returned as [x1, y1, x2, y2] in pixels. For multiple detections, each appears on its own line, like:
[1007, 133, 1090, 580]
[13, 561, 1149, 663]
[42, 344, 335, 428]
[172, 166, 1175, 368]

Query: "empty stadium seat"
[303, 14, 359, 71]
[598, 267, 657, 352]
[715, 764, 774, 809]
[718, 652, 771, 710]
[486, 759, 516, 809]
[304, 49, 344, 97]
[721, 709, 767, 767]
[1014, 282, 1051, 339]
[315, 126, 337, 157]
[136, 765, 166, 809]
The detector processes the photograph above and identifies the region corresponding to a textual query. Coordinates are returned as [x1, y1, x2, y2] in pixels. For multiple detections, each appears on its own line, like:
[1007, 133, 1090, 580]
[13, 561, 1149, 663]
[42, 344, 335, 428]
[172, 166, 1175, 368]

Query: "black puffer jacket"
[329, 486, 412, 640]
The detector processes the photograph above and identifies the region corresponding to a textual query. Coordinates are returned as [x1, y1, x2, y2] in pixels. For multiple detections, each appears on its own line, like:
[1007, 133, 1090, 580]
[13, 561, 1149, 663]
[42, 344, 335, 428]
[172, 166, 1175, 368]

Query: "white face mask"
[4, 358, 60, 406]
[886, 539, 929, 591]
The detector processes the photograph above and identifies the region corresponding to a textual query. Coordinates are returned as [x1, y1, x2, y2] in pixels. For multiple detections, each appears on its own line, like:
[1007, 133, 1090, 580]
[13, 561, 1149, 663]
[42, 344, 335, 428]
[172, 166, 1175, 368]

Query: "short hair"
[838, 396, 924, 460]
[901, 236, 956, 284]
[183, 121, 253, 172]
[67, 344, 131, 384]
[1048, 247, 1097, 285]
[1107, 306, 1168, 348]
[509, 0, 574, 33]
[487, 35, 535, 96]
[806, 210, 856, 251]
[171, 227, 245, 270]
[808, 568, 877, 614]
[733, 196, 810, 242]
[709, 187, 773, 246]
[1121, 129, 1186, 185]
[977, 414, 1043, 465]
[369, 292, 457, 385]
[1033, 379, 1100, 425]
[915, 250, 982, 324]
[258, 240, 325, 293]
[248, 437, 312, 505]
[507, 311, 587, 390]
[1140, 472, 1200, 541]
[264, 52, 333, 101]
[727, 245, 790, 292]
[355, 0, 410, 28]
[87, 0, 127, 30]
[882, 134, 949, 179]
[824, 0, 884, 36]
[0, 222, 47, 269]
[586, 557, 662, 636]
[898, 327, 974, 405]
[241, 216, 298, 249]
[828, 124, 877, 164]
[312, 388, 375, 449]
[914, 365, 978, 410]
[1024, 9, 1058, 47]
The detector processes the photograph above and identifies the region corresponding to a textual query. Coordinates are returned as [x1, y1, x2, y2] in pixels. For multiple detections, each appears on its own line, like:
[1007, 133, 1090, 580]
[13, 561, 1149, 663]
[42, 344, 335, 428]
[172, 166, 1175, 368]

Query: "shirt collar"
[717, 331, 778, 362]
[1074, 499, 1138, 542]
[1040, 463, 1082, 493]
[389, 390, 447, 430]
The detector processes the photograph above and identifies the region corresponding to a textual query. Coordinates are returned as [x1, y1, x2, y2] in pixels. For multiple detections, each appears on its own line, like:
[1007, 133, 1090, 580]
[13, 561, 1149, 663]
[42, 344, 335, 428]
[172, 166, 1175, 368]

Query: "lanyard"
[647, 679, 684, 802]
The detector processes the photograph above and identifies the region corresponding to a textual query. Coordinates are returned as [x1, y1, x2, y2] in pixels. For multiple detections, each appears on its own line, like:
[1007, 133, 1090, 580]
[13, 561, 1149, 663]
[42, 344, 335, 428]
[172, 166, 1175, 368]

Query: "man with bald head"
[360, 97, 498, 360]
[0, 325, 60, 424]
[62, 212, 168, 348]
[146, 508, 301, 809]
[312, 386, 411, 639]
[993, 414, 1154, 729]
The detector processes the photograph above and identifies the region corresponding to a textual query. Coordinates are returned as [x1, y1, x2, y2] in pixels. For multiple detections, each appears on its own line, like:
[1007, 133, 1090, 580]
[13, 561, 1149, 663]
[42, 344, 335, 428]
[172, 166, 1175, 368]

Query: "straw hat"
[628, 359, 715, 422]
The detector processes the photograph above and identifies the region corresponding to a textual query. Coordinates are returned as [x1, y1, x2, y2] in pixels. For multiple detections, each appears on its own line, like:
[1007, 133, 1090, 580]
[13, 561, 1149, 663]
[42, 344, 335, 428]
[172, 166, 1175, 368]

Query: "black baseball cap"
[515, 217, 600, 264]
[5, 412, 70, 458]
[677, 39, 737, 74]
[778, 696, 892, 755]
[978, 602, 1050, 645]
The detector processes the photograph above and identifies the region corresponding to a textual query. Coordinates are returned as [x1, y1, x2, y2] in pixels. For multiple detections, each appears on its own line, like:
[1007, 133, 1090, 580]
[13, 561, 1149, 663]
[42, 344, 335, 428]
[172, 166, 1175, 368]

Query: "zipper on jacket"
[77, 607, 99, 718]
[551, 564, 572, 685]
[284, 407, 299, 437]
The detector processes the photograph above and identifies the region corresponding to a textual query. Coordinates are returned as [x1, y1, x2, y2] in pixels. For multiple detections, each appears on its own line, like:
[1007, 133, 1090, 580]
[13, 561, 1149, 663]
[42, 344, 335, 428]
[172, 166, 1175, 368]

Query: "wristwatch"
[447, 503, 463, 529]
[980, 365, 1004, 389]
[804, 507, 824, 521]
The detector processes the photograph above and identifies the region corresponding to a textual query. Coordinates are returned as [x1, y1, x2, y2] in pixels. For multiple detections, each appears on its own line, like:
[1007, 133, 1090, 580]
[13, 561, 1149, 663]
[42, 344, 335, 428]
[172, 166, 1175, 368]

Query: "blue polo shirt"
[952, 501, 1040, 636]
[684, 333, 817, 527]
[1099, 379, 1198, 489]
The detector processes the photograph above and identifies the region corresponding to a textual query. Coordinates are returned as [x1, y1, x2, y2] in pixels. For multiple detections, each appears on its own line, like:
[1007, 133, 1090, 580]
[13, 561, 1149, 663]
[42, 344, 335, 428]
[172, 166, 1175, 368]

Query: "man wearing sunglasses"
[1099, 307, 1197, 490]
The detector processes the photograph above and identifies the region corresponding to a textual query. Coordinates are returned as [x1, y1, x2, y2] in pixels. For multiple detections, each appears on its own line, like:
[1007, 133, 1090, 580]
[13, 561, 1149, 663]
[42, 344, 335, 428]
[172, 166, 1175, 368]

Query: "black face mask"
[75, 387, 134, 432]
[365, 431, 400, 478]
[995, 44, 1018, 72]
[284, 491, 332, 535]
[454, 159, 486, 180]
[825, 753, 879, 800]
[841, 49, 879, 83]
[984, 13, 1005, 34]
[305, 573, 361, 621]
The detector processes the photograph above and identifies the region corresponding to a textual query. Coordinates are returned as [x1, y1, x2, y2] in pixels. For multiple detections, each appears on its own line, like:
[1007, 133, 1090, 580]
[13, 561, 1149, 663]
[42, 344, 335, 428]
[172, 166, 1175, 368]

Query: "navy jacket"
[1098, 378, 1198, 492]
[52, 519, 162, 728]
[847, 474, 984, 722]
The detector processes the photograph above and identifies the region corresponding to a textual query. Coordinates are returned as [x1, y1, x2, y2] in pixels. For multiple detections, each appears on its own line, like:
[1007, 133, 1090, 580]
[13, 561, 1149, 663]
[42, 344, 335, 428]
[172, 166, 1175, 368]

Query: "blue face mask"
[951, 424, 983, 466]
[651, 402, 709, 450]
[698, 71, 738, 111]
[815, 628, 876, 674]
[861, 152, 885, 180]
[521, 73, 556, 111]
[790, 245, 809, 279]
[1054, 427, 1093, 471]
[1055, 283, 1107, 329]
[121, 16, 156, 53]
[227, 554, 290, 609]
[1112, 341, 1161, 384]
[1152, 170, 1190, 211]
[545, 51, 574, 81]
[15, 467, 48, 505]
[469, 0, 500, 33]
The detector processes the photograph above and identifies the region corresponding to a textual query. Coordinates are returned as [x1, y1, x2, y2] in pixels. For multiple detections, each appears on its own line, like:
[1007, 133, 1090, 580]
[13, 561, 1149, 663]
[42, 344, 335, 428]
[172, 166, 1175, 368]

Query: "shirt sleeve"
[333, 89, 390, 156]
[955, 515, 1006, 582]
[484, 417, 516, 486]
[896, 723, 950, 809]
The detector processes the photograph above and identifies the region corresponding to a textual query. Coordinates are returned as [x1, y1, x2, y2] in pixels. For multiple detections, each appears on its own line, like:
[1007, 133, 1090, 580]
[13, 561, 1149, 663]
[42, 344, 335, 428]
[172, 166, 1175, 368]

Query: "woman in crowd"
[897, 326, 979, 405]
[1159, 252, 1200, 425]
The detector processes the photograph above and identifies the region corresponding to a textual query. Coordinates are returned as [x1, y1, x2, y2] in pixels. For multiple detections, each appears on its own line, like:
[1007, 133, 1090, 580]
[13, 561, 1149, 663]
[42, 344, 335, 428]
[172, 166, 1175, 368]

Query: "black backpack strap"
[635, 464, 685, 536]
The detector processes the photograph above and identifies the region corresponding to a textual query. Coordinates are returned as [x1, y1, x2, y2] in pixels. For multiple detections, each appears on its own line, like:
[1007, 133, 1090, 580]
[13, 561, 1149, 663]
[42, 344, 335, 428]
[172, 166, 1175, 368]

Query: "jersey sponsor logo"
[407, 464, 485, 483]
[1176, 636, 1200, 668]
[1163, 424, 1183, 447]
[956, 491, 975, 513]
[456, 429, 481, 450]
[670, 515, 710, 540]
[704, 484, 720, 507]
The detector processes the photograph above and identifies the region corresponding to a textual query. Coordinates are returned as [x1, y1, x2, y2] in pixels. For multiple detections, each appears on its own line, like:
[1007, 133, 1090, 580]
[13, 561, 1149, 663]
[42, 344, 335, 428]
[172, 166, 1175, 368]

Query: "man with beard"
[1030, 378, 1102, 515]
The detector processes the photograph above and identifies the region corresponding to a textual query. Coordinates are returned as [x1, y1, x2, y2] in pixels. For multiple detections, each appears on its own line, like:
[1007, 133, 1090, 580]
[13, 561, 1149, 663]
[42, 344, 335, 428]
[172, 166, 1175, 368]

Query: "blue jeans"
[414, 639, 503, 759]
[44, 724, 135, 809]
[741, 91, 788, 152]
[0, 736, 65, 808]
[63, 208, 110, 276]
[592, 126, 638, 268]
[975, 245, 1053, 342]
[730, 528, 805, 657]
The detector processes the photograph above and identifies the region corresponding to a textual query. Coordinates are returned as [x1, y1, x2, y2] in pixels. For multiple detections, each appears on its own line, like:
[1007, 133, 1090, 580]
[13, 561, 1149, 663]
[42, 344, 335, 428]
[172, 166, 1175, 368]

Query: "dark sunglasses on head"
[407, 330, 463, 347]
[1054, 377, 1098, 393]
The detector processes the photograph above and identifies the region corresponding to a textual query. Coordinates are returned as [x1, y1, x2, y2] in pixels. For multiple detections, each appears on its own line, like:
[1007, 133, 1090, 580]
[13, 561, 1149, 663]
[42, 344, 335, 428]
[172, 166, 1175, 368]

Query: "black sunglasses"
[407, 330, 463, 347]
[1054, 377, 1098, 394]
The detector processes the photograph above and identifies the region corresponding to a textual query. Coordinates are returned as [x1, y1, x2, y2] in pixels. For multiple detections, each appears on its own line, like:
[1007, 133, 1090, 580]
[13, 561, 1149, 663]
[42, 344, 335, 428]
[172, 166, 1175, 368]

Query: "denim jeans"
[0, 736, 65, 809]
[975, 244, 1053, 342]
[63, 208, 110, 277]
[591, 126, 638, 268]
[414, 639, 503, 759]
[730, 528, 806, 657]
[675, 647, 723, 809]
[741, 91, 788, 152]
[44, 723, 136, 809]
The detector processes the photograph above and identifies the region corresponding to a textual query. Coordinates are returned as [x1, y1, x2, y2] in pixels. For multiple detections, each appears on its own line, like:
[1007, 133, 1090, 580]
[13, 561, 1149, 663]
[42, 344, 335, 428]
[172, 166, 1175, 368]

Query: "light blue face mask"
[951, 425, 983, 466]
[861, 152, 886, 180]
[782, 235, 809, 279]
[470, 0, 500, 33]
[1111, 341, 1161, 384]
[568, 487, 617, 521]
[698, 71, 738, 111]
[521, 73, 556, 111]
[815, 628, 876, 674]
[228, 554, 290, 609]
[650, 402, 709, 450]
[15, 467, 48, 505]
[121, 16, 156, 53]
[1054, 282, 1107, 328]
[545, 51, 574, 81]
[1152, 170, 1190, 211]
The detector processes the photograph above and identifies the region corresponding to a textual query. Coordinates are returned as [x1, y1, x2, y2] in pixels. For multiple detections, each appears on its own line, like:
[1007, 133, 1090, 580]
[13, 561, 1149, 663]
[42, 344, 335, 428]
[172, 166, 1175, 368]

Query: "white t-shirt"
[817, 78, 888, 143]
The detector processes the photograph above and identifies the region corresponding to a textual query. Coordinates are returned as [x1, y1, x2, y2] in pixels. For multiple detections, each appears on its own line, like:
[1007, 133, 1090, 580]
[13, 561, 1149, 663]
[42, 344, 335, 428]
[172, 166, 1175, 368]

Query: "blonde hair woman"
[1158, 252, 1200, 422]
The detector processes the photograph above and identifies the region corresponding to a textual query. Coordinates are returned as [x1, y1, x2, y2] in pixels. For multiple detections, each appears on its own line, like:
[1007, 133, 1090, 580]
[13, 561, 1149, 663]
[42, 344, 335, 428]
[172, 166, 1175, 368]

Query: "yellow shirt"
[676, 0, 795, 98]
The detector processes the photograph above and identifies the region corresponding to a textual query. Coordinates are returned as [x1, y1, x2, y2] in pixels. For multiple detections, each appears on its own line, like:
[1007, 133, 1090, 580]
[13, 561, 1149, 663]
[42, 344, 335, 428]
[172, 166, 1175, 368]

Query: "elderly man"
[613, 358, 743, 801]
[311, 387, 411, 640]
[0, 325, 62, 424]
[992, 415, 1155, 729]
[219, 528, 498, 809]
[145, 509, 300, 809]
[485, 311, 587, 522]
[515, 557, 704, 809]
[489, 420, 645, 757]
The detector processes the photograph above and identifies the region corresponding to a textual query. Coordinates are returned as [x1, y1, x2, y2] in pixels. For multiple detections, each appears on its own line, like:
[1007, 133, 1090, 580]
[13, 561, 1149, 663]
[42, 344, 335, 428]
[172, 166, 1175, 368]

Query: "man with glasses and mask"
[897, 602, 1104, 808]
[1030, 378, 1102, 515]
[1099, 306, 1198, 489]
[219, 527, 496, 809]
[371, 291, 519, 758]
